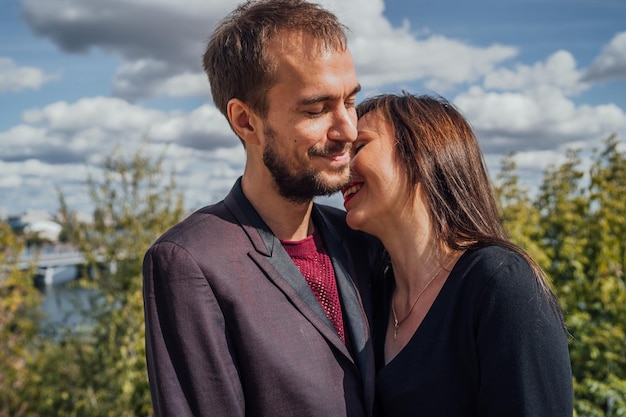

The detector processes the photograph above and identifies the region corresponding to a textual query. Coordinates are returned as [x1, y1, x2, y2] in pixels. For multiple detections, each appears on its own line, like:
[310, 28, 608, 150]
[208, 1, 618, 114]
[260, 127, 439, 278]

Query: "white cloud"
[0, 57, 58, 94]
[484, 50, 585, 95]
[0, 158, 91, 216]
[455, 85, 626, 153]
[23, 96, 163, 133]
[154, 104, 234, 149]
[337, 0, 518, 92]
[156, 72, 210, 98]
[582, 31, 626, 83]
[0, 171, 22, 188]
[111, 59, 211, 101]
[352, 33, 517, 92]
[20, 0, 238, 101]
[8, 97, 238, 164]
[0, 96, 244, 215]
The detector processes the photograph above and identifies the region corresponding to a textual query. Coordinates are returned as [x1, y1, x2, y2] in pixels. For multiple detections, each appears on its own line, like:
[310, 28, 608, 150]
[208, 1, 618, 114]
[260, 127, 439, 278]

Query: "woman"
[342, 92, 573, 416]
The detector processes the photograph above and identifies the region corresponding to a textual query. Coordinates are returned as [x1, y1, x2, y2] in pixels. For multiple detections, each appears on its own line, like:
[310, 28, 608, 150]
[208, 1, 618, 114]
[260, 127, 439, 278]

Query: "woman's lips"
[342, 182, 363, 207]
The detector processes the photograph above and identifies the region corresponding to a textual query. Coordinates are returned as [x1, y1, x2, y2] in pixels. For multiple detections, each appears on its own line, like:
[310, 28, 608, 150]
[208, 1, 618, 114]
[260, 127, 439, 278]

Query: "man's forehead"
[267, 30, 343, 60]
[263, 30, 357, 105]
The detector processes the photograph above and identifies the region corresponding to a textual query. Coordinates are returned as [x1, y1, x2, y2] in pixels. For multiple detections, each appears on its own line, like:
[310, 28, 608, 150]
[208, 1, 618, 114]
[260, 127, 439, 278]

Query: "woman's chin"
[345, 210, 365, 232]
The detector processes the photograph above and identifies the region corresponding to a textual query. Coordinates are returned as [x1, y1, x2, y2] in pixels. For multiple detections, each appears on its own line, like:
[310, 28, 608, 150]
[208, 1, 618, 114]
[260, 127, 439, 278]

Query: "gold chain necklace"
[391, 264, 445, 340]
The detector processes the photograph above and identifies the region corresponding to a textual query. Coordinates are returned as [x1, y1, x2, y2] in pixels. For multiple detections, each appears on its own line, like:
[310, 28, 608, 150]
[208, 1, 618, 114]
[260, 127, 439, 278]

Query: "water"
[36, 277, 97, 336]
[21, 246, 94, 334]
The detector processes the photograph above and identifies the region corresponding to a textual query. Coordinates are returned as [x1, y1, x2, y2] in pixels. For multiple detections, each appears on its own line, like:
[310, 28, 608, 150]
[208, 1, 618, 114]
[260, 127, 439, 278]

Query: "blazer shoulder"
[151, 200, 234, 248]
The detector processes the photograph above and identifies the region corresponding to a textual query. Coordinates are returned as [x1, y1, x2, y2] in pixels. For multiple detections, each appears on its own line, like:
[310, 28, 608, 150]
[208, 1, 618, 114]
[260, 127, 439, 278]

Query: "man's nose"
[329, 106, 357, 142]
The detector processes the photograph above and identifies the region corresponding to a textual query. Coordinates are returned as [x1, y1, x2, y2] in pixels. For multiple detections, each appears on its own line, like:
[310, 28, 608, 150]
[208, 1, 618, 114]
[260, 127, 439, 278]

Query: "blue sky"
[1, 0, 625, 218]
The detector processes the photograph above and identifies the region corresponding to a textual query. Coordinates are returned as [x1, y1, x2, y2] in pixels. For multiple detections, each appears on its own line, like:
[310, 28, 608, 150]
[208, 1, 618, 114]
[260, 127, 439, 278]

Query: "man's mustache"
[308, 142, 352, 158]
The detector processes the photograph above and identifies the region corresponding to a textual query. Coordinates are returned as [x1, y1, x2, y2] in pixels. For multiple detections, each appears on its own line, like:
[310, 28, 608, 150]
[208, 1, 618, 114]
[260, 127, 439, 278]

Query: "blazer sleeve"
[142, 240, 245, 417]
[474, 253, 573, 417]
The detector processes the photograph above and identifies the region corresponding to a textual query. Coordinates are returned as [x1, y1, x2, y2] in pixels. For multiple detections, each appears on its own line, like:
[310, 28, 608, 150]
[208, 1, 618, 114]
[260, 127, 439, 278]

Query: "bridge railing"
[16, 246, 87, 270]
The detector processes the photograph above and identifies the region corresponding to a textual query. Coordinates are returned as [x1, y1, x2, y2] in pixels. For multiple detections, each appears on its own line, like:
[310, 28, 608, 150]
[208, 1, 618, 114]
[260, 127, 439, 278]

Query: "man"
[142, 1, 382, 416]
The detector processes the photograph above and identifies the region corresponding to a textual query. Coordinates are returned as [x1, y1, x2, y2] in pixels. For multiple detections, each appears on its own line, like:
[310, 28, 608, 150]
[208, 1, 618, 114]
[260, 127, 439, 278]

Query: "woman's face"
[342, 110, 408, 234]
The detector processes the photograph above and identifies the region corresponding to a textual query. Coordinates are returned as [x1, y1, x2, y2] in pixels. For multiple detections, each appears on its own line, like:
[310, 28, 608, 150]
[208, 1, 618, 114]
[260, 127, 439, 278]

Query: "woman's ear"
[227, 98, 261, 146]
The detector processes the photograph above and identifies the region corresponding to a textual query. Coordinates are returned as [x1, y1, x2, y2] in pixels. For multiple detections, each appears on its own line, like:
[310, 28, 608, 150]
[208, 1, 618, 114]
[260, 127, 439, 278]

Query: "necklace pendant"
[390, 262, 447, 343]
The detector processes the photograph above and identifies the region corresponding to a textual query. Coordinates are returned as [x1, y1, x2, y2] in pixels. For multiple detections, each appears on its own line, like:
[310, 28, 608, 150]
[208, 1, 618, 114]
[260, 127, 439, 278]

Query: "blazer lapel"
[313, 207, 371, 379]
[223, 179, 351, 356]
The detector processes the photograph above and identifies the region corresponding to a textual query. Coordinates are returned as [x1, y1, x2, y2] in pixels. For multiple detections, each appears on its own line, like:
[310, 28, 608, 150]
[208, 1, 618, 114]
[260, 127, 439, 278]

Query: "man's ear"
[227, 98, 261, 146]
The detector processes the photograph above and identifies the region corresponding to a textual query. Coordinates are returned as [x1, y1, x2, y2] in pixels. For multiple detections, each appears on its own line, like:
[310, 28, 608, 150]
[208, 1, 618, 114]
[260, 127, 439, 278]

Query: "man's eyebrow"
[298, 95, 333, 106]
[297, 84, 362, 106]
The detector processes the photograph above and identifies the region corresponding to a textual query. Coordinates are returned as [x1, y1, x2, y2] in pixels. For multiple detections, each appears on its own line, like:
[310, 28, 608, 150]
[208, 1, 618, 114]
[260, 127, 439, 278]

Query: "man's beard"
[262, 127, 350, 204]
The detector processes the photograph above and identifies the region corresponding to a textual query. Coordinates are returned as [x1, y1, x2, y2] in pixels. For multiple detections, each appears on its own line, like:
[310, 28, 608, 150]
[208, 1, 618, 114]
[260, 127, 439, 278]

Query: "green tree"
[535, 148, 590, 295]
[569, 135, 626, 416]
[494, 152, 549, 268]
[587, 134, 626, 282]
[0, 223, 41, 417]
[498, 136, 626, 416]
[20, 145, 185, 416]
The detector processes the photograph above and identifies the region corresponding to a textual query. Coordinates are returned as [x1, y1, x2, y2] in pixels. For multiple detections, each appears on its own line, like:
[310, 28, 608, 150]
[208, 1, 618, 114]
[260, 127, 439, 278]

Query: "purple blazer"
[142, 179, 381, 416]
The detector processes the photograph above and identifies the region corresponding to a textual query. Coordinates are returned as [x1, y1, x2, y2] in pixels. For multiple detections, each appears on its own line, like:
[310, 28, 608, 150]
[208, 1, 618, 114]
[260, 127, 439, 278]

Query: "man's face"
[259, 32, 360, 203]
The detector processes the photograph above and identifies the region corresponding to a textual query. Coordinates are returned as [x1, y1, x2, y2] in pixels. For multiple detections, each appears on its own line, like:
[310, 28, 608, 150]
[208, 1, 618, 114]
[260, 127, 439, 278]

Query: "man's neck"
[241, 174, 315, 241]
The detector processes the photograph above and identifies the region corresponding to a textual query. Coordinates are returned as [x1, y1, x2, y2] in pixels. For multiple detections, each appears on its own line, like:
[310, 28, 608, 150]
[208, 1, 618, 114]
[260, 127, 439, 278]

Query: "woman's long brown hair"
[357, 92, 563, 318]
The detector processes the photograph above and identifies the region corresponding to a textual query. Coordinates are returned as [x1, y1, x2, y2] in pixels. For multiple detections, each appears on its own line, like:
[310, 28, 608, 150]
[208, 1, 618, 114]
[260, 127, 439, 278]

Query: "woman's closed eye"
[352, 141, 365, 156]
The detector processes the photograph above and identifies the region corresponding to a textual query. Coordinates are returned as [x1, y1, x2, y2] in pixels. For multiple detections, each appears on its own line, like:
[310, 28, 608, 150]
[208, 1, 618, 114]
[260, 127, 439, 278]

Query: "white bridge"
[16, 248, 103, 285]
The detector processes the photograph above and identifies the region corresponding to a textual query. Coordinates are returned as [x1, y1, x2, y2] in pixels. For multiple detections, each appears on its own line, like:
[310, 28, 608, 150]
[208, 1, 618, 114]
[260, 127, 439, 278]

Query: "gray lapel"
[313, 207, 370, 378]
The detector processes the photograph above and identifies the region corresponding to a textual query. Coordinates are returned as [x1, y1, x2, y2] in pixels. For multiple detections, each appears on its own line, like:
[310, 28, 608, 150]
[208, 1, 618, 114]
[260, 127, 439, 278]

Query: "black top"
[374, 246, 573, 417]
